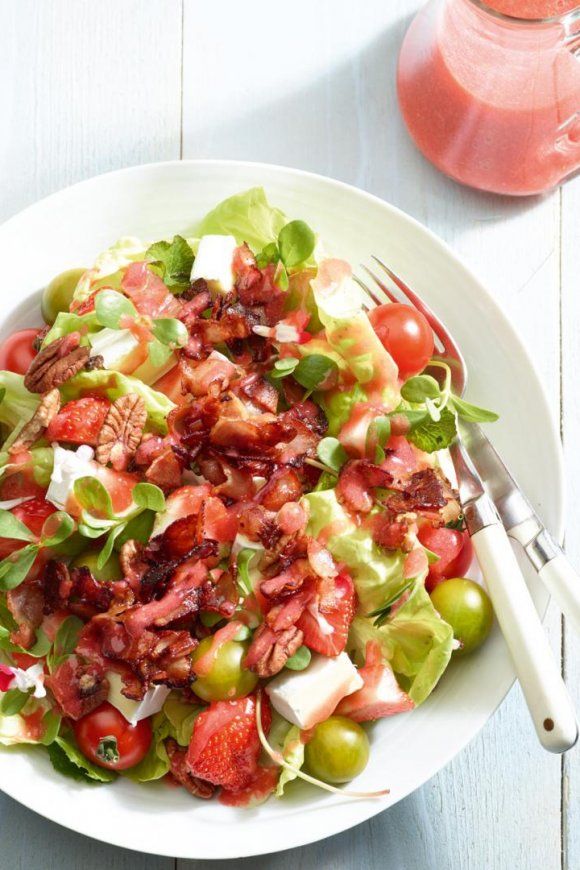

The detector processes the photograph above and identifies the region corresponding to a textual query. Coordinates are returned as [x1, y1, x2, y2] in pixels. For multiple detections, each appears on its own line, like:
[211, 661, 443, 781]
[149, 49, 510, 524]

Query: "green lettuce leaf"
[72, 237, 146, 306]
[60, 370, 175, 432]
[0, 697, 54, 746]
[163, 692, 202, 746]
[42, 311, 101, 347]
[304, 490, 411, 614]
[349, 585, 453, 705]
[197, 187, 287, 253]
[47, 733, 116, 783]
[0, 372, 39, 431]
[276, 725, 305, 797]
[319, 383, 367, 437]
[125, 711, 171, 782]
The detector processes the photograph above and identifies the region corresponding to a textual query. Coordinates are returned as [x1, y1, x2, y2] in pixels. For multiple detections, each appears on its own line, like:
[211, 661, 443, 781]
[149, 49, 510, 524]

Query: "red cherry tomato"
[0, 497, 56, 559]
[0, 328, 40, 375]
[418, 525, 474, 592]
[368, 303, 434, 380]
[73, 702, 152, 771]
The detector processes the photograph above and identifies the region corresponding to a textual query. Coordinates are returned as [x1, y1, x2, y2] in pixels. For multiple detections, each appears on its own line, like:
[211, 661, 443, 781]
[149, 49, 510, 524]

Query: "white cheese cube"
[265, 652, 363, 730]
[89, 327, 141, 371]
[46, 444, 97, 510]
[107, 671, 170, 726]
[190, 235, 238, 294]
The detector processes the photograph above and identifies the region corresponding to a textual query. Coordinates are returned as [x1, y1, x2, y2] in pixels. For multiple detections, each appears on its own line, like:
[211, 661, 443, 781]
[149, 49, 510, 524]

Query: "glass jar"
[397, 0, 580, 195]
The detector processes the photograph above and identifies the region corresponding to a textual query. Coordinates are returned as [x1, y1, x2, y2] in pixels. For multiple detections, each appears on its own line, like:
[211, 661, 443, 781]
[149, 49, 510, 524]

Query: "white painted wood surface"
[0, 1, 577, 867]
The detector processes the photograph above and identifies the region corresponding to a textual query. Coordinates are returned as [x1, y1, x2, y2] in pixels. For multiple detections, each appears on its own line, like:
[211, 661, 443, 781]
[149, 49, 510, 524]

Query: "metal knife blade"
[460, 422, 553, 551]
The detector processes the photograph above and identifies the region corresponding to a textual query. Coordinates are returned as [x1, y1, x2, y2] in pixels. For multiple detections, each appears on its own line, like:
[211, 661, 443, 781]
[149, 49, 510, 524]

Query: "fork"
[355, 257, 578, 753]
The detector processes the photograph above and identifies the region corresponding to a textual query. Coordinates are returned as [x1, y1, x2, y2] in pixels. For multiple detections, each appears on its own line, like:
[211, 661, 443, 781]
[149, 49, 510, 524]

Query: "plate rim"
[0, 158, 565, 859]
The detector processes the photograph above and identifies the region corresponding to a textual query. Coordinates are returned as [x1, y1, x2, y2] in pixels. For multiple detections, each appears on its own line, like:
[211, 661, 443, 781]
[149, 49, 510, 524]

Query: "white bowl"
[0, 160, 563, 860]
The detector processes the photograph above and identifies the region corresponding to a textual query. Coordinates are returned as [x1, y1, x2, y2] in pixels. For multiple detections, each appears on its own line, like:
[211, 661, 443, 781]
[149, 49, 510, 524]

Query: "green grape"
[191, 636, 258, 701]
[430, 577, 493, 656]
[305, 716, 370, 784]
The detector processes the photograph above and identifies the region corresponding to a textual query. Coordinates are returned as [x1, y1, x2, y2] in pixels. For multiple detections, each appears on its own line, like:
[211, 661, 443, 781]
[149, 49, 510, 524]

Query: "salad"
[0, 188, 496, 805]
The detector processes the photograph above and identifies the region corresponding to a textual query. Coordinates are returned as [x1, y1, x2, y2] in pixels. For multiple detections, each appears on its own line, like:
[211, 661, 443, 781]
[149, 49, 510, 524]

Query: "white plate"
[0, 160, 563, 860]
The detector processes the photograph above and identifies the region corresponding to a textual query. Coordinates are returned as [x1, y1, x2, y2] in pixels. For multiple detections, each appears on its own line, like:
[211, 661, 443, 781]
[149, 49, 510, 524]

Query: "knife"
[449, 437, 577, 753]
[462, 423, 580, 635]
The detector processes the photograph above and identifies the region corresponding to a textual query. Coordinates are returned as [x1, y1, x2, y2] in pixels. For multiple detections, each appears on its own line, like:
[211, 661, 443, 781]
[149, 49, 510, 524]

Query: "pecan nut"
[10, 389, 61, 451]
[24, 334, 90, 393]
[250, 623, 304, 678]
[96, 393, 147, 471]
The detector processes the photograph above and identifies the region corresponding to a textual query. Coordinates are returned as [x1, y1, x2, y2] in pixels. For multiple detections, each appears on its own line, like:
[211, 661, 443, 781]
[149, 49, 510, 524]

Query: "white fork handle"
[537, 554, 580, 636]
[471, 522, 578, 753]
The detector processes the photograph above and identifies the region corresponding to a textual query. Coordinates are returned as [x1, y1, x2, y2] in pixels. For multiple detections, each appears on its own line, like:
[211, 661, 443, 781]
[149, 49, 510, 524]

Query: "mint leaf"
[40, 511, 75, 548]
[95, 289, 137, 329]
[74, 477, 114, 519]
[316, 437, 348, 472]
[450, 395, 499, 423]
[293, 354, 338, 392]
[285, 646, 311, 671]
[401, 375, 441, 403]
[146, 236, 194, 289]
[408, 407, 458, 453]
[278, 220, 315, 268]
[0, 509, 36, 542]
[151, 317, 188, 348]
[0, 688, 30, 716]
[0, 545, 39, 590]
[132, 483, 166, 513]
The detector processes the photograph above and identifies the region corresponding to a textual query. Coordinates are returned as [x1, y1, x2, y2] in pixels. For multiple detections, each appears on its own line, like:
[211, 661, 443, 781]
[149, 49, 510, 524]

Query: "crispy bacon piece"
[282, 401, 328, 437]
[237, 504, 281, 549]
[371, 513, 412, 552]
[276, 501, 308, 536]
[256, 468, 303, 512]
[210, 415, 296, 452]
[123, 561, 208, 637]
[134, 434, 165, 467]
[168, 396, 221, 450]
[265, 589, 311, 632]
[336, 459, 394, 513]
[166, 739, 215, 798]
[238, 374, 278, 413]
[387, 468, 460, 523]
[42, 561, 114, 618]
[145, 448, 183, 491]
[180, 354, 238, 398]
[260, 559, 311, 600]
[6, 582, 44, 649]
[47, 655, 109, 720]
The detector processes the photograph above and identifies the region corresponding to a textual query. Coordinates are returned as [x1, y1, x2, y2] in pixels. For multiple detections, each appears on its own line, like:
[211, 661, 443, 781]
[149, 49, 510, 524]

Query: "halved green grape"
[191, 637, 258, 701]
[304, 716, 370, 784]
[41, 268, 86, 325]
[430, 577, 493, 656]
[72, 549, 122, 582]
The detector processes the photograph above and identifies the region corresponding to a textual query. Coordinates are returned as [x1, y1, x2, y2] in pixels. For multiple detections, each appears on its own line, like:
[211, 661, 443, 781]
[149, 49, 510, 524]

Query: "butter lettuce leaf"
[60, 370, 175, 432]
[72, 237, 146, 306]
[42, 311, 101, 347]
[349, 585, 454, 705]
[0, 372, 39, 432]
[0, 447, 54, 488]
[304, 489, 410, 614]
[198, 187, 287, 253]
[275, 725, 305, 797]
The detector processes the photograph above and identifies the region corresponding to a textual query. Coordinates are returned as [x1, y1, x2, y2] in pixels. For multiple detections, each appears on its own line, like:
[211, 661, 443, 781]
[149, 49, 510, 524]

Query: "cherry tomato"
[0, 497, 56, 559]
[73, 702, 152, 770]
[430, 578, 493, 656]
[41, 268, 86, 324]
[0, 328, 40, 375]
[304, 716, 369, 784]
[191, 637, 258, 702]
[368, 303, 434, 380]
[418, 525, 474, 592]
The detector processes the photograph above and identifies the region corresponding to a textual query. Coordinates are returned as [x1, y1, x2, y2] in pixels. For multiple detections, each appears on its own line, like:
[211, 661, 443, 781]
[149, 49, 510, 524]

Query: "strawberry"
[46, 398, 110, 446]
[297, 570, 356, 657]
[186, 694, 271, 792]
[335, 641, 414, 722]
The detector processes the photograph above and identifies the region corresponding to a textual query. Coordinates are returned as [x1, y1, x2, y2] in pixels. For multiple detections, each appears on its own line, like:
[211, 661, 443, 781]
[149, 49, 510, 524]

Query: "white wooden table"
[1, 1, 579, 867]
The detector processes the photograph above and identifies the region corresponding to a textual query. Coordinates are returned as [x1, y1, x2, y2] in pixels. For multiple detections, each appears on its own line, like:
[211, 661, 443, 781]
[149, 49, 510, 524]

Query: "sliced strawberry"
[335, 641, 414, 722]
[46, 398, 110, 446]
[186, 694, 271, 792]
[297, 570, 356, 657]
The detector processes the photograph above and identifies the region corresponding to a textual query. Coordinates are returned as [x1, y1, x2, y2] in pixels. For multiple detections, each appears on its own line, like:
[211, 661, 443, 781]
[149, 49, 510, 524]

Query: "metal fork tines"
[354, 256, 578, 754]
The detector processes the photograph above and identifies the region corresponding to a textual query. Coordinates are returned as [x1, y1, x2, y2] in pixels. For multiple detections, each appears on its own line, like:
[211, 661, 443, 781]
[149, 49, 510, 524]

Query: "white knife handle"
[471, 522, 578, 753]
[537, 554, 580, 635]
